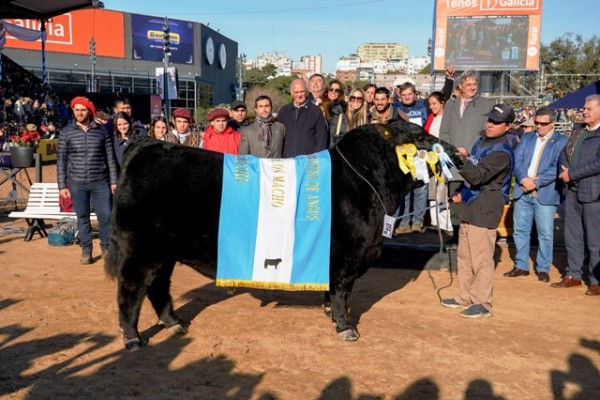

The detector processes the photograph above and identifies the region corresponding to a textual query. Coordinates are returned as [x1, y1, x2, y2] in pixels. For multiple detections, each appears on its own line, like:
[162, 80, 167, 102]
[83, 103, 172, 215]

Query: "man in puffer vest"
[440, 104, 515, 319]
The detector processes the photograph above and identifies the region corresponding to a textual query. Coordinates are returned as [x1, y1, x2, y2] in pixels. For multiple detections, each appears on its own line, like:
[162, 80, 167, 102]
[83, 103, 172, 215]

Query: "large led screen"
[433, 0, 543, 71]
[444, 16, 530, 70]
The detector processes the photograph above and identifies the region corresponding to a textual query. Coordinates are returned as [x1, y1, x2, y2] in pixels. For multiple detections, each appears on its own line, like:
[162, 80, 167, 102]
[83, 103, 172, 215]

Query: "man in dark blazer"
[553, 94, 600, 295]
[504, 107, 568, 283]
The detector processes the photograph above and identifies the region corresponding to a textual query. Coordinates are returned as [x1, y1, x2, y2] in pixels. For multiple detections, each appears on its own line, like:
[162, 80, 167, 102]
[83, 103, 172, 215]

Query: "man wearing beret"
[203, 107, 240, 154]
[171, 108, 202, 147]
[441, 104, 515, 318]
[57, 96, 118, 265]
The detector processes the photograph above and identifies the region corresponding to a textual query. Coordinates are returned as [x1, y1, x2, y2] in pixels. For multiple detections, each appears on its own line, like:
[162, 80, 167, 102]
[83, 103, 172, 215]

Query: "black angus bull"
[105, 119, 460, 349]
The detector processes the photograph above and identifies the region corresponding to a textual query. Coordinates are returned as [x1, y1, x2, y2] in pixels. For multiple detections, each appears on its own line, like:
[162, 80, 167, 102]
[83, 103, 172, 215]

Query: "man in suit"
[438, 70, 495, 230]
[504, 107, 568, 283]
[238, 95, 285, 158]
[553, 94, 600, 295]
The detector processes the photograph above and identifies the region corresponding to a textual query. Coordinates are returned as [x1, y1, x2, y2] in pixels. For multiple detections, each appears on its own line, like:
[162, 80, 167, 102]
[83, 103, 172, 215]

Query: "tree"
[243, 64, 278, 88]
[540, 33, 600, 94]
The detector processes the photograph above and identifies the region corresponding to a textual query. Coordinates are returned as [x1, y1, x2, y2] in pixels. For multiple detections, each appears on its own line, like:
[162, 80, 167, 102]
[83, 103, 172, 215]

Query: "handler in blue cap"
[441, 103, 515, 319]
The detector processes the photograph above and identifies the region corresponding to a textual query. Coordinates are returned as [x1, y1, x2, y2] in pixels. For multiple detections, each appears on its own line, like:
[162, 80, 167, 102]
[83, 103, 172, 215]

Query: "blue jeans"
[512, 194, 557, 273]
[69, 179, 112, 252]
[398, 184, 428, 227]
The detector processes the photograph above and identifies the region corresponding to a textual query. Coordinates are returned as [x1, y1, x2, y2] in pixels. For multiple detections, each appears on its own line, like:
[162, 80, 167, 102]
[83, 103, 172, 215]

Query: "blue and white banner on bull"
[216, 150, 331, 291]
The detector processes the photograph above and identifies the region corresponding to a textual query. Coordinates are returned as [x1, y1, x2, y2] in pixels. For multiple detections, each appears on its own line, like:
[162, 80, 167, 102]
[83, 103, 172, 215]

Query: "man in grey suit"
[238, 95, 285, 158]
[438, 70, 496, 230]
[553, 94, 600, 295]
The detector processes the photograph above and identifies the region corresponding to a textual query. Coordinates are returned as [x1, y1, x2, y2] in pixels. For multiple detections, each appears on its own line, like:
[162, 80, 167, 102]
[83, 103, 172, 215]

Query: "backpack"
[48, 218, 78, 246]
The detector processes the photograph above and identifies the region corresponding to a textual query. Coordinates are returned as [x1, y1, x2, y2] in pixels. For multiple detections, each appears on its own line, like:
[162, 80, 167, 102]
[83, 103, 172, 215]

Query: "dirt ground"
[1, 166, 599, 400]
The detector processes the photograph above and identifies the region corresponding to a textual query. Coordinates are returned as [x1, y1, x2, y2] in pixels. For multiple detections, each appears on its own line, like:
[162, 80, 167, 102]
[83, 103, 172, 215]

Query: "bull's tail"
[104, 227, 120, 280]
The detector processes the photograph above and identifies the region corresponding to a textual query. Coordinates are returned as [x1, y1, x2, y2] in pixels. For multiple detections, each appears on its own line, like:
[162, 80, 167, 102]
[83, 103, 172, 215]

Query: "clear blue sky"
[102, 0, 597, 73]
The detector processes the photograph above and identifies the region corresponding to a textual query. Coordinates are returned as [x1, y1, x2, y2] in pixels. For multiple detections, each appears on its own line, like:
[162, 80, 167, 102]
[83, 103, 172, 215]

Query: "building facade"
[357, 43, 409, 63]
[2, 8, 238, 113]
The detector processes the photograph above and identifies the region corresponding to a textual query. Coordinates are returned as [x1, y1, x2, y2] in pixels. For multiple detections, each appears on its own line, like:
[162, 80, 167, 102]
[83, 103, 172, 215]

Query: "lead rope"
[335, 145, 388, 215]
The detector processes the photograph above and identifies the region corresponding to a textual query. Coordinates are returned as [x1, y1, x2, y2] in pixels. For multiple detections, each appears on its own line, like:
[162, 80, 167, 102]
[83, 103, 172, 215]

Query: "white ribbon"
[432, 143, 455, 179]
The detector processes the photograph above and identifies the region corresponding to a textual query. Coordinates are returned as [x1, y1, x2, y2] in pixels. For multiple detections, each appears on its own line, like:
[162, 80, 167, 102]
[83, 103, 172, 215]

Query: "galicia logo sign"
[481, 0, 540, 11]
[443, 0, 540, 11]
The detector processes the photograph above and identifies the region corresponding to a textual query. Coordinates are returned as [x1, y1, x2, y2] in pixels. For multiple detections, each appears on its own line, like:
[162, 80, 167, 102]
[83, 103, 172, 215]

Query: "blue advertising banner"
[131, 14, 194, 64]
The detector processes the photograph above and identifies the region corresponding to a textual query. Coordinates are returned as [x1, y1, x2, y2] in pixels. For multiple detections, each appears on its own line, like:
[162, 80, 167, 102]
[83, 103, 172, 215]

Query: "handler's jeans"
[69, 179, 112, 253]
[513, 194, 556, 273]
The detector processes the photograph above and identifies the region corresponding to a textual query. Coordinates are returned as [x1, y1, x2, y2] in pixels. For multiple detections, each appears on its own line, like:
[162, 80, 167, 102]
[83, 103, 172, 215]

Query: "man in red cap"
[171, 108, 202, 147]
[202, 107, 240, 154]
[57, 96, 118, 265]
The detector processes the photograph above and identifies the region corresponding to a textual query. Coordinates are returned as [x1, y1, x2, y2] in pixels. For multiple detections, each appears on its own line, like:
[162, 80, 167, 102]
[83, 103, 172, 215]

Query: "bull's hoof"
[166, 323, 188, 335]
[124, 337, 145, 350]
[159, 319, 188, 335]
[336, 328, 360, 342]
[323, 306, 332, 318]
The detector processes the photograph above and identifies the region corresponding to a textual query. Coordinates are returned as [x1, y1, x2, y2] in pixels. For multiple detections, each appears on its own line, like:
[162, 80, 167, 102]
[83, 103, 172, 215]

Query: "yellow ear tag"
[427, 151, 444, 183]
[384, 130, 390, 136]
[395, 145, 410, 174]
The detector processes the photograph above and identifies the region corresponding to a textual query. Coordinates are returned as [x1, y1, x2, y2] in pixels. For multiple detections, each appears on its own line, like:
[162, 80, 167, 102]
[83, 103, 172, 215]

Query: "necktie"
[461, 99, 471, 116]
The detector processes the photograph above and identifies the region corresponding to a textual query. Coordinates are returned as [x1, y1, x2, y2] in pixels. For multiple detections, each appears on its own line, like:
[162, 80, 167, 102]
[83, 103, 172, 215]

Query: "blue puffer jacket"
[57, 120, 119, 189]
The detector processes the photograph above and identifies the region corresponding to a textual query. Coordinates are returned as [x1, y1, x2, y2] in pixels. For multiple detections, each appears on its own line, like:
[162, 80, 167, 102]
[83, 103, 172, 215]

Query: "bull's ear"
[373, 124, 396, 143]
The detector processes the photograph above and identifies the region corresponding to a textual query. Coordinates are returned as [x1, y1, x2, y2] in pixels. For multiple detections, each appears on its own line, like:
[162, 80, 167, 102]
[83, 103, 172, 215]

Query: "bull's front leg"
[328, 285, 360, 341]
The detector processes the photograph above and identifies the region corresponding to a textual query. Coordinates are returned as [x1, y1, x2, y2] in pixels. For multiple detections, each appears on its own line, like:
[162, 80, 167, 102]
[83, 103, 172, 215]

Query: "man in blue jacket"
[504, 107, 567, 283]
[57, 96, 118, 265]
[553, 94, 600, 295]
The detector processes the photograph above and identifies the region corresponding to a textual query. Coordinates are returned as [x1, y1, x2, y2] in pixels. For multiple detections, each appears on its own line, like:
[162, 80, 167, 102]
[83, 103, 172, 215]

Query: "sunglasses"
[534, 120, 552, 126]
[487, 119, 506, 125]
[349, 96, 364, 102]
[329, 88, 342, 93]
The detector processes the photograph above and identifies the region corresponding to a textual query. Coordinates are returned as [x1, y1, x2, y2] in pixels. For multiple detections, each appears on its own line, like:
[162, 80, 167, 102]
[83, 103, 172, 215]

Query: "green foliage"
[194, 106, 209, 125]
[243, 63, 278, 87]
[265, 76, 294, 103]
[541, 33, 600, 93]
[243, 86, 290, 119]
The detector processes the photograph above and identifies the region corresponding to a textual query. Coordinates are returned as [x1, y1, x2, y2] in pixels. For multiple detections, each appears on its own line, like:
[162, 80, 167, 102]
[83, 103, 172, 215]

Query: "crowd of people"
[3, 60, 598, 314]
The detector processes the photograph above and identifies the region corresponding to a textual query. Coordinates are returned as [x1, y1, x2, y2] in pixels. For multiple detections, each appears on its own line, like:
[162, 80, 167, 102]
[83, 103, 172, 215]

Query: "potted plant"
[10, 124, 40, 168]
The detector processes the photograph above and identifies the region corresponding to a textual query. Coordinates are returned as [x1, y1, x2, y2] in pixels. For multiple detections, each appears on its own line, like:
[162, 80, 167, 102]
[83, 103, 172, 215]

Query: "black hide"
[105, 119, 459, 348]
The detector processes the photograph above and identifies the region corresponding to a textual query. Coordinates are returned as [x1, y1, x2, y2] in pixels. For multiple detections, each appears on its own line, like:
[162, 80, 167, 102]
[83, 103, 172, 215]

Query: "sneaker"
[395, 225, 412, 235]
[441, 298, 468, 309]
[459, 304, 492, 319]
[80, 251, 93, 265]
[411, 223, 423, 233]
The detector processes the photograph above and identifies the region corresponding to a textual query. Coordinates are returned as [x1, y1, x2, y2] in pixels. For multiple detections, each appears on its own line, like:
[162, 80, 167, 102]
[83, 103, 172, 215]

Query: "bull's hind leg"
[117, 268, 148, 350]
[329, 284, 360, 342]
[147, 260, 187, 335]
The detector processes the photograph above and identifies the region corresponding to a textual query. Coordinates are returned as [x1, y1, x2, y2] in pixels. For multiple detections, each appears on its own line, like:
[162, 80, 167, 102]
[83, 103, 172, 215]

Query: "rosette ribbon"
[432, 143, 455, 179]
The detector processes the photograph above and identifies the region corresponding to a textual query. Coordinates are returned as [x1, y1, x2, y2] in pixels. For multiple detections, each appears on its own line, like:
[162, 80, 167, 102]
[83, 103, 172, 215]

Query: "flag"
[217, 151, 331, 290]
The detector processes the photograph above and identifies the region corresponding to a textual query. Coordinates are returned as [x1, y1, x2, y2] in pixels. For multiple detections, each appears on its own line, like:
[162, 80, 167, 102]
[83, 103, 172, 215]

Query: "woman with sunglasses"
[320, 80, 348, 147]
[346, 88, 368, 131]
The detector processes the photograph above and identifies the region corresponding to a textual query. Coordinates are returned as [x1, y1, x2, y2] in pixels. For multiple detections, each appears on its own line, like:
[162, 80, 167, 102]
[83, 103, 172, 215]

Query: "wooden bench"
[8, 182, 97, 241]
